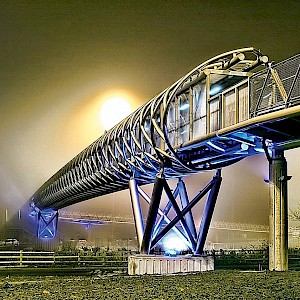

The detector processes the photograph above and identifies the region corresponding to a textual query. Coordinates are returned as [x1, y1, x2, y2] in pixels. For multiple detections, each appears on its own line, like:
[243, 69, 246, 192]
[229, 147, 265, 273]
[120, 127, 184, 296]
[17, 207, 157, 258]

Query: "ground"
[0, 270, 299, 299]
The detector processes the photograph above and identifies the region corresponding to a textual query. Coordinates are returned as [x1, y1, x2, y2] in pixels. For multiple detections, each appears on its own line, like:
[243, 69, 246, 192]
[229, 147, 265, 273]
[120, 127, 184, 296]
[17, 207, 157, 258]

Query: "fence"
[0, 250, 130, 271]
[0, 249, 300, 271]
[214, 248, 300, 270]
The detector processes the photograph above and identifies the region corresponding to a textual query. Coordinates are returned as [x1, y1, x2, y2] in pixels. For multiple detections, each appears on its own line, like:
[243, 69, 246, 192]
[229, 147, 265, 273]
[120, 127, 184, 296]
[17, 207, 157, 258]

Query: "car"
[4, 239, 19, 246]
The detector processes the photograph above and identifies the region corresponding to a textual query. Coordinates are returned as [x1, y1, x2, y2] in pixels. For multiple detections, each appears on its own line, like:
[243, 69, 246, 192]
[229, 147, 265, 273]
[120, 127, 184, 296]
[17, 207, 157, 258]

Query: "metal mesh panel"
[291, 75, 300, 103]
[250, 54, 300, 116]
[249, 70, 268, 114]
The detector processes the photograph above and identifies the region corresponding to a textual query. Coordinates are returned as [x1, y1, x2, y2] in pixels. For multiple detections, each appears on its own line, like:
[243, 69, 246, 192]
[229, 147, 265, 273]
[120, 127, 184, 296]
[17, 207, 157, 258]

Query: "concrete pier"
[269, 150, 288, 271]
[128, 255, 214, 275]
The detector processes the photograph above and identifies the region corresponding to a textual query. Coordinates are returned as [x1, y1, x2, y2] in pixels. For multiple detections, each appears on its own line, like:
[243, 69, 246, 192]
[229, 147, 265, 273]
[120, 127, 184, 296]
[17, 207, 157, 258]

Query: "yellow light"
[99, 95, 132, 130]
[64, 88, 144, 152]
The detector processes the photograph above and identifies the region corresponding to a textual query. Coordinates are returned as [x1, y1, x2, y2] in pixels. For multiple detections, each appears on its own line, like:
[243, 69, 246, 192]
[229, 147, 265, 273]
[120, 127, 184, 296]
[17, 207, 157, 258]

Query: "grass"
[0, 270, 299, 299]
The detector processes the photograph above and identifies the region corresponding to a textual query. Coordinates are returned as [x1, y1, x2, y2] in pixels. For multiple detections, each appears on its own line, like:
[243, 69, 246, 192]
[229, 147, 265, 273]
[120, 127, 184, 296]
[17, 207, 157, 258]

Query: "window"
[192, 83, 207, 139]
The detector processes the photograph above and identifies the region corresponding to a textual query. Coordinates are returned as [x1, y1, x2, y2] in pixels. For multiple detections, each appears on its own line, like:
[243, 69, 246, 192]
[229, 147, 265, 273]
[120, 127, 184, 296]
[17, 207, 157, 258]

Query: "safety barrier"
[0, 249, 300, 270]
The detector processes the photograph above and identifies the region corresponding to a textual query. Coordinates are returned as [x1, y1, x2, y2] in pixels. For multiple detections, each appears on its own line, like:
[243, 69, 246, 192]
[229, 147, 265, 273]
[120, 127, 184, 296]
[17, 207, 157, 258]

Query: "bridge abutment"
[269, 150, 288, 271]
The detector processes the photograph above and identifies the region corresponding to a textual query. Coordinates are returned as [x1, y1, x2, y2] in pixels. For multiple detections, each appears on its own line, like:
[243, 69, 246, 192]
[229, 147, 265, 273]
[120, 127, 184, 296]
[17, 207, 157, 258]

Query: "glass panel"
[192, 83, 207, 139]
[210, 98, 220, 132]
[238, 84, 249, 122]
[193, 118, 206, 138]
[167, 102, 176, 131]
[179, 94, 190, 124]
[166, 102, 176, 147]
[193, 83, 206, 119]
[178, 125, 189, 145]
[224, 90, 236, 127]
[178, 93, 190, 143]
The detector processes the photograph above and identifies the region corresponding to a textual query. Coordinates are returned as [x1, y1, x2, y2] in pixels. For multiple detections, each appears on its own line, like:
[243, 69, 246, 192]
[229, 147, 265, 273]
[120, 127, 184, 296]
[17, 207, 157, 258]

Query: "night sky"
[0, 1, 300, 232]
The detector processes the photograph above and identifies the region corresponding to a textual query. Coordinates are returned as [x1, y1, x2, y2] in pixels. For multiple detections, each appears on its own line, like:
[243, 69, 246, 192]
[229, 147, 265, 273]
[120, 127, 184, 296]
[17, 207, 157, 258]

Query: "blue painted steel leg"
[162, 181, 197, 251]
[152, 200, 171, 239]
[139, 169, 222, 255]
[141, 171, 164, 254]
[137, 185, 192, 250]
[37, 209, 58, 238]
[178, 179, 197, 240]
[150, 177, 215, 249]
[195, 169, 222, 254]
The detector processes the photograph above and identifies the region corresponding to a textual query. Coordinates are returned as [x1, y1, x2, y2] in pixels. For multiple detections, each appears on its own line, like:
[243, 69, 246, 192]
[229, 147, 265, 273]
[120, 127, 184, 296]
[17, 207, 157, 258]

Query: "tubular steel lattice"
[32, 48, 269, 210]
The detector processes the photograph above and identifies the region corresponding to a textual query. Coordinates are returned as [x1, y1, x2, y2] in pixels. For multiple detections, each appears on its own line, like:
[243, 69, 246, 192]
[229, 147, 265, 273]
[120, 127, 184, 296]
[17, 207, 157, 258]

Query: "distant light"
[100, 96, 132, 130]
[179, 103, 190, 111]
[209, 85, 222, 96]
[241, 143, 249, 151]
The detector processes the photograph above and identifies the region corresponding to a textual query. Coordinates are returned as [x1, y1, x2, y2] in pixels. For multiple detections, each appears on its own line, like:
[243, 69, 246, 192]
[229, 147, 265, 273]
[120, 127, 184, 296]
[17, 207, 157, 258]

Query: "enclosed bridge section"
[30, 48, 300, 270]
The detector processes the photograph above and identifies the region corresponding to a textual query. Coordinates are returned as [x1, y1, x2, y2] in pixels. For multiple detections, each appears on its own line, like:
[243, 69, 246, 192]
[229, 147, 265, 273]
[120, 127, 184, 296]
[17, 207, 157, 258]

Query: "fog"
[0, 2, 299, 243]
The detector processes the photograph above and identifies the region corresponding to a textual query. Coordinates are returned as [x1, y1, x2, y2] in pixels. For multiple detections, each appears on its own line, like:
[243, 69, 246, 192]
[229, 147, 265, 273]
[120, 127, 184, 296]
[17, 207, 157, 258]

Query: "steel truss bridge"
[30, 48, 300, 271]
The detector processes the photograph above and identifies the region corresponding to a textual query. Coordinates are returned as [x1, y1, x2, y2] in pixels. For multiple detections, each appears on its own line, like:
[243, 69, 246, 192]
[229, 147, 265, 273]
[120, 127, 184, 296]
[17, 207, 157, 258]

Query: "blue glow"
[209, 85, 222, 96]
[162, 234, 189, 256]
[180, 130, 187, 135]
[241, 143, 249, 151]
[179, 103, 189, 111]
[254, 147, 266, 153]
[37, 209, 58, 239]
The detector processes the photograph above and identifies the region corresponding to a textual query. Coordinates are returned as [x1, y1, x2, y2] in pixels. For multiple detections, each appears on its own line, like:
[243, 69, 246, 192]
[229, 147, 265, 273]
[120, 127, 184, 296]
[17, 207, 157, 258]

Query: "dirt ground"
[0, 270, 299, 299]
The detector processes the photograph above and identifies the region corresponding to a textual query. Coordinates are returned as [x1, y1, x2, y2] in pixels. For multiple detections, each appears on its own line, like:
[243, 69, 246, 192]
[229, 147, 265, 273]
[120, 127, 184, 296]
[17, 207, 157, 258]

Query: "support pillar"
[140, 171, 164, 254]
[269, 150, 288, 271]
[195, 169, 222, 254]
[129, 178, 145, 251]
[37, 209, 58, 239]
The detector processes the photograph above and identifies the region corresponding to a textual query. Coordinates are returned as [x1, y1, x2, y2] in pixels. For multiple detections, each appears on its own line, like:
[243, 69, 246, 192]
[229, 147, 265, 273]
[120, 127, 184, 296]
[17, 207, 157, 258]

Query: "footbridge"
[30, 48, 300, 271]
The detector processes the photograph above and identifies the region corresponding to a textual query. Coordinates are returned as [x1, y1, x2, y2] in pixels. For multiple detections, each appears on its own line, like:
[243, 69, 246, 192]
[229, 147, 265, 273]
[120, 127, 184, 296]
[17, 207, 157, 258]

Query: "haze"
[0, 1, 299, 233]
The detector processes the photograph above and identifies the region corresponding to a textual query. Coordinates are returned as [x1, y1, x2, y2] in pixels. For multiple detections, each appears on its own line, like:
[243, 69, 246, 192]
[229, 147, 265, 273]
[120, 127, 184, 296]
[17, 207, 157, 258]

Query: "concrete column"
[269, 150, 288, 271]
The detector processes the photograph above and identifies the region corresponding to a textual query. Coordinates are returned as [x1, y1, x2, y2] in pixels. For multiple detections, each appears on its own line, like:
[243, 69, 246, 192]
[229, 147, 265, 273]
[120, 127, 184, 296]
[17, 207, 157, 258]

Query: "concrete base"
[128, 254, 214, 275]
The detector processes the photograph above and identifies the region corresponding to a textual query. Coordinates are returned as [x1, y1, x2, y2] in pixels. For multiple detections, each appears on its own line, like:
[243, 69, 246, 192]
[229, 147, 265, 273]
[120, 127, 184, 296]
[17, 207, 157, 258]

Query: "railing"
[0, 251, 55, 266]
[0, 251, 130, 270]
[250, 53, 300, 117]
[213, 248, 300, 271]
[1, 249, 300, 271]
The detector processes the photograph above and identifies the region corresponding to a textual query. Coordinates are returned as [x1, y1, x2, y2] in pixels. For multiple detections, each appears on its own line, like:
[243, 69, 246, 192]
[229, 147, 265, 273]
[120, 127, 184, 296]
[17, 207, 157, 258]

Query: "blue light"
[179, 103, 189, 111]
[209, 85, 222, 96]
[241, 143, 249, 151]
[254, 147, 266, 153]
[162, 233, 189, 256]
[37, 209, 58, 239]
